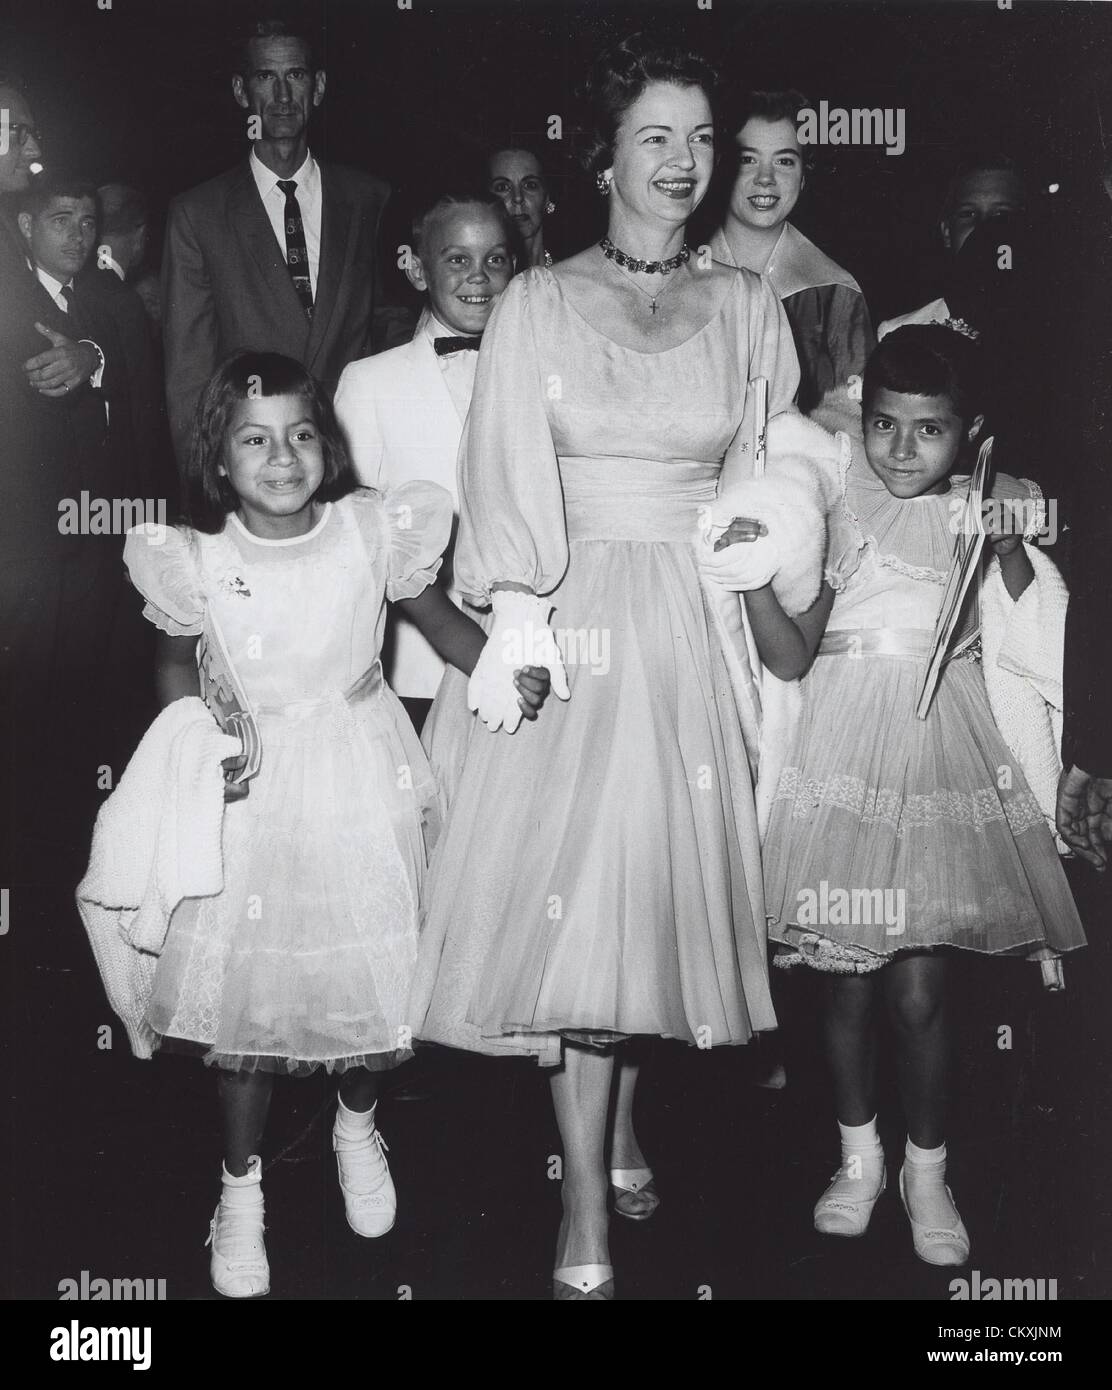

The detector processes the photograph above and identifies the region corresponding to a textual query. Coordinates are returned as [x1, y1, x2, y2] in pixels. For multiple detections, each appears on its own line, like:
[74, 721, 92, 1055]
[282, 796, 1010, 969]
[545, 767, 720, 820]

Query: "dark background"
[3, 0, 1112, 1323]
[2, 0, 1111, 320]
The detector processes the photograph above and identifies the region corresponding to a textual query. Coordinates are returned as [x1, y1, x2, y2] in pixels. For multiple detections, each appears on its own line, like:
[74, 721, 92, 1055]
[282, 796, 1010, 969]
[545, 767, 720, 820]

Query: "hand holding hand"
[698, 513, 778, 590]
[468, 590, 570, 733]
[23, 324, 98, 397]
[513, 665, 552, 722]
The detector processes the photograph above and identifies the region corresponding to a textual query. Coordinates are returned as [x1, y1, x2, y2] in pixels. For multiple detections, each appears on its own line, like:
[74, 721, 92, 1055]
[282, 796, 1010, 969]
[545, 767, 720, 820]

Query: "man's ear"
[232, 75, 249, 111]
[312, 70, 326, 107]
[404, 253, 428, 295]
[16, 211, 32, 244]
[967, 412, 985, 443]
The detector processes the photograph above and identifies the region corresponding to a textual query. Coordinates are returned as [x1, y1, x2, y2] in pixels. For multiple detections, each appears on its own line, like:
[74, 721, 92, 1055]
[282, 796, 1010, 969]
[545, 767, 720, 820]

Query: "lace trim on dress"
[775, 765, 1047, 836]
[874, 551, 948, 586]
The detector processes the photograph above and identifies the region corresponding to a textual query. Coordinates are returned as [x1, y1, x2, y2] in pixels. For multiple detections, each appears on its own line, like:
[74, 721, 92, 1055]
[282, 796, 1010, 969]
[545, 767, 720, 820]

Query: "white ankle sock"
[220, 1155, 263, 1205]
[905, 1138, 945, 1167]
[903, 1139, 961, 1229]
[838, 1116, 882, 1156]
[336, 1097, 377, 1137]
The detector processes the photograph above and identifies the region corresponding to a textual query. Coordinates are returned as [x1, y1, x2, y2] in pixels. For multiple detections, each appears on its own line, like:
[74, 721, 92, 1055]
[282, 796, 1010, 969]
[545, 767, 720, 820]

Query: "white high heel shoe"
[609, 1167, 661, 1221]
[552, 1264, 615, 1299]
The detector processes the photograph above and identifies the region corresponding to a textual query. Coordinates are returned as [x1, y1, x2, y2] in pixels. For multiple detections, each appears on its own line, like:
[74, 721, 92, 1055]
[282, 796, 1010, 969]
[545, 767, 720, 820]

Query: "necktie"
[433, 336, 482, 356]
[57, 283, 88, 335]
[276, 179, 314, 318]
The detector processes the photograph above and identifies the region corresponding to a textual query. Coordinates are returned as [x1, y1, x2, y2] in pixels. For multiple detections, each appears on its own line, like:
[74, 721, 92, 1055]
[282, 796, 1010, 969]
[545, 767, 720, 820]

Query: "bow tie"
[434, 336, 482, 356]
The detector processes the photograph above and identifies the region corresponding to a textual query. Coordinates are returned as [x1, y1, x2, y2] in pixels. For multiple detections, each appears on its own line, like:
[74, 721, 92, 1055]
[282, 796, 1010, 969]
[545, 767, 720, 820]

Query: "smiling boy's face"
[409, 203, 514, 337]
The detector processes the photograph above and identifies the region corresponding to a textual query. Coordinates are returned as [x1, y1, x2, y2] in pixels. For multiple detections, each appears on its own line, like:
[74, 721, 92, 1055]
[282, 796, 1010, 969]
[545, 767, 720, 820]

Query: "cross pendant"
[650, 299, 658, 314]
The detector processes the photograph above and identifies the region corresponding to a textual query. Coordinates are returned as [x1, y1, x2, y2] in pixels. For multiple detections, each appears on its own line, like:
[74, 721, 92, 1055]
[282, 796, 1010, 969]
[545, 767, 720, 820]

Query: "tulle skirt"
[763, 651, 1086, 970]
[147, 681, 439, 1075]
[409, 536, 776, 1065]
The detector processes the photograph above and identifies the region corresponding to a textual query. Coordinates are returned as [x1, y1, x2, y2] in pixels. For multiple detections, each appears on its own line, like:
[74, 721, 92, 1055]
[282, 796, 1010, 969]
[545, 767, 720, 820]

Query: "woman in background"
[487, 141, 556, 267]
[711, 88, 874, 413]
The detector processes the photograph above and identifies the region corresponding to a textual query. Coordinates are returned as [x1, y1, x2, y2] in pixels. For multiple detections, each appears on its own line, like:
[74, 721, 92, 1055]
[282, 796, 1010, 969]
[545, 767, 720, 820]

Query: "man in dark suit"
[162, 18, 411, 464]
[0, 164, 129, 879]
[81, 184, 172, 503]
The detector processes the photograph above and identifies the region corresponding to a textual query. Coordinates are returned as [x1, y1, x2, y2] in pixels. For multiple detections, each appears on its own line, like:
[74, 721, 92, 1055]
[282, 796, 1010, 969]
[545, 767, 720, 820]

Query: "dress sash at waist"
[559, 455, 718, 542]
[254, 660, 385, 721]
[818, 628, 935, 659]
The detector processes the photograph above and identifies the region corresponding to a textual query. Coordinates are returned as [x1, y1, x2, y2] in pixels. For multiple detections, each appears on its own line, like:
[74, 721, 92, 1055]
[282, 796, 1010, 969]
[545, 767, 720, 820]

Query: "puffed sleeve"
[453, 272, 570, 605]
[351, 483, 454, 602]
[123, 524, 205, 636]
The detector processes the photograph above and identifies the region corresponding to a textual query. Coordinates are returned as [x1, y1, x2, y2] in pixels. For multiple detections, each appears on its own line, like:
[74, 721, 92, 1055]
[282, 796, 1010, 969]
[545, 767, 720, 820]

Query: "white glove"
[467, 590, 571, 733]
[697, 512, 782, 592]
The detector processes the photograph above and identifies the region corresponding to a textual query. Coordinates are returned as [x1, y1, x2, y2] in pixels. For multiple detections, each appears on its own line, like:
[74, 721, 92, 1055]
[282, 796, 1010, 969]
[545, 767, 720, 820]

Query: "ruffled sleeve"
[123, 524, 205, 636]
[352, 483, 454, 602]
[453, 272, 570, 605]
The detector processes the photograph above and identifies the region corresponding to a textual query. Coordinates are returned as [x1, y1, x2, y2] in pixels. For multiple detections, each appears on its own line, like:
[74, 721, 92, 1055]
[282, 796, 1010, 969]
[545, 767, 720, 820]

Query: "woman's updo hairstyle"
[862, 325, 984, 427]
[579, 32, 717, 176]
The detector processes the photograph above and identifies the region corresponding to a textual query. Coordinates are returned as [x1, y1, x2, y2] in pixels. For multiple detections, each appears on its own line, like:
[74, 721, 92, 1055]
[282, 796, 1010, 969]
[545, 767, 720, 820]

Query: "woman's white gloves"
[468, 590, 570, 733]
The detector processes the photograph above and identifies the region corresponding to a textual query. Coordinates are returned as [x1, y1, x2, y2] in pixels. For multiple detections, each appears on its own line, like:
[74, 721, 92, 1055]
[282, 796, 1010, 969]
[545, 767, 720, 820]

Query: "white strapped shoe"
[333, 1104, 396, 1238]
[899, 1166, 970, 1266]
[206, 1154, 270, 1298]
[813, 1155, 887, 1237]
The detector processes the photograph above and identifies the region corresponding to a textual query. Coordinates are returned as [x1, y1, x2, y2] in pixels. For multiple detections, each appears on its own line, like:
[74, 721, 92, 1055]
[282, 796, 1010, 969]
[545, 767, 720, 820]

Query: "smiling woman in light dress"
[410, 35, 800, 1299]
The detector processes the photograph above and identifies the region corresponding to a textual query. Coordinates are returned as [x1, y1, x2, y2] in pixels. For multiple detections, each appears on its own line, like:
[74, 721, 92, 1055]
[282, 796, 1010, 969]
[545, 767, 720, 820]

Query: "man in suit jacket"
[80, 184, 173, 503]
[162, 19, 411, 464]
[0, 167, 131, 880]
[334, 191, 516, 728]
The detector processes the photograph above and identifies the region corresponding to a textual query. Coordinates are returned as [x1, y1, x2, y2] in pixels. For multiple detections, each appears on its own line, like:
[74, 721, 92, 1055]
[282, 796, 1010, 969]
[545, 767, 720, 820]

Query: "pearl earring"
[595, 171, 611, 196]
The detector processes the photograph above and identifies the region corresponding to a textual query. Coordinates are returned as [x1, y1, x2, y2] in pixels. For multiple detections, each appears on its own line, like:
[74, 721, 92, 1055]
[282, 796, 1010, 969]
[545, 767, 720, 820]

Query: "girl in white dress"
[122, 351, 549, 1298]
[740, 326, 1085, 1266]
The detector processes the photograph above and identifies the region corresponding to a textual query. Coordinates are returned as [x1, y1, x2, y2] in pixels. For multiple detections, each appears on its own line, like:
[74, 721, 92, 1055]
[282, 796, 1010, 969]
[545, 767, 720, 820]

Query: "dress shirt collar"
[250, 146, 319, 202]
[31, 262, 73, 300]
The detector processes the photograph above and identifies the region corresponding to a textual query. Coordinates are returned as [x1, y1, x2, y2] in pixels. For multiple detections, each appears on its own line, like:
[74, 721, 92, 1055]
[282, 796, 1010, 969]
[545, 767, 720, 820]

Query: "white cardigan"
[77, 698, 241, 1059]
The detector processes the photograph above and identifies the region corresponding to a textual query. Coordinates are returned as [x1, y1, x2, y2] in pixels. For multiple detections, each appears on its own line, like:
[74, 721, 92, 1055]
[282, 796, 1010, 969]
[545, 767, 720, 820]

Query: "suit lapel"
[408, 332, 465, 442]
[306, 166, 354, 368]
[228, 162, 310, 343]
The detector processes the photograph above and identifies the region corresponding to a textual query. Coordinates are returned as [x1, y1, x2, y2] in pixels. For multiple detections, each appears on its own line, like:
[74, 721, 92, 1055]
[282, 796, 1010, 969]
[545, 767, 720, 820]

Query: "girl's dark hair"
[182, 351, 357, 533]
[862, 325, 984, 425]
[579, 32, 717, 175]
[722, 87, 810, 140]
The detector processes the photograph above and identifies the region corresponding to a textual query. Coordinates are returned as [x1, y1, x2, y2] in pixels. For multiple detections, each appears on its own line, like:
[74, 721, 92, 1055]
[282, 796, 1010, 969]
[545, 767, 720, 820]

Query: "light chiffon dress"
[123, 485, 451, 1074]
[410, 266, 800, 1063]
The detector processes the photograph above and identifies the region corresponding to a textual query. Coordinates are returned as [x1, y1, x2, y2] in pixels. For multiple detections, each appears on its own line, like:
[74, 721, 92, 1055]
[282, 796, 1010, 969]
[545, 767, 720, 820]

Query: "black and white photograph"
[2, 0, 1111, 1353]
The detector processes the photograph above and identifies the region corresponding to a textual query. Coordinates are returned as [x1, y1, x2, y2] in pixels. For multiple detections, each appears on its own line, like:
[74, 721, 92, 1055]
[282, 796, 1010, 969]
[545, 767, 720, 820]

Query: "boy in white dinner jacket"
[335, 189, 517, 732]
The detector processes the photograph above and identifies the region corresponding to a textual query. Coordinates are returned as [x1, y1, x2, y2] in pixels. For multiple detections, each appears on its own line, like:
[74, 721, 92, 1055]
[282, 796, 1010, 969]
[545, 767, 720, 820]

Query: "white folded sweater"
[76, 697, 241, 1059]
